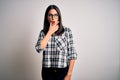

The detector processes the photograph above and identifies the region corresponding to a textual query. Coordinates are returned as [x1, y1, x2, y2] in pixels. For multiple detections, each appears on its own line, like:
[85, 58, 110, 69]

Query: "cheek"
[47, 17, 51, 22]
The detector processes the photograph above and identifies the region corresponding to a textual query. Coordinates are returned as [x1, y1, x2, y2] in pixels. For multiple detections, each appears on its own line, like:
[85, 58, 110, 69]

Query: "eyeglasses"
[48, 13, 58, 18]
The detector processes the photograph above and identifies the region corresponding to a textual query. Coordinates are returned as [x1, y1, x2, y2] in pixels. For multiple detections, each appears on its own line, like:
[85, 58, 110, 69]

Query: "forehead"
[48, 9, 58, 14]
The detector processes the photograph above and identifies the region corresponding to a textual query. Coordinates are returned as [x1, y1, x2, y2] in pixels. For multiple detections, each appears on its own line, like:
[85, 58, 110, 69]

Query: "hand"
[64, 75, 71, 80]
[48, 21, 59, 35]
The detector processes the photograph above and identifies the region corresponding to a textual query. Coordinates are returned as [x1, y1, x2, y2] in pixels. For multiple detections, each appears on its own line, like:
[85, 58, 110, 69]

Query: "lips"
[50, 21, 55, 25]
[50, 21, 55, 23]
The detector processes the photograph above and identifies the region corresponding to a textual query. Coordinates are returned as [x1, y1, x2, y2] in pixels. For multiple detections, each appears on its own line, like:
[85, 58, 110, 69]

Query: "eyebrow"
[48, 13, 58, 14]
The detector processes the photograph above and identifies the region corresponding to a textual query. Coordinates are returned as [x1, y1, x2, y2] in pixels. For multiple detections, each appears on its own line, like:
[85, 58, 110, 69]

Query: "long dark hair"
[43, 5, 64, 36]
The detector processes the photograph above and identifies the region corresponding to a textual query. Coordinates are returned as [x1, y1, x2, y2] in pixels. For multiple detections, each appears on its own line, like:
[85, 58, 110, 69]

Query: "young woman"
[35, 5, 77, 80]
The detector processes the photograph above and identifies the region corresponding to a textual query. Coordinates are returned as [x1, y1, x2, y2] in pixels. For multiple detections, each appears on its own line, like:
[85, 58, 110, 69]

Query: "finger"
[55, 21, 59, 25]
[50, 21, 55, 26]
[51, 21, 55, 24]
[50, 21, 52, 26]
[56, 24, 58, 28]
[57, 21, 59, 24]
[56, 25, 59, 30]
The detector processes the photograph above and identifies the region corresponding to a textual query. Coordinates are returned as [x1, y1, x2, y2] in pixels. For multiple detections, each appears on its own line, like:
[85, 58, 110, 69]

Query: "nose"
[51, 16, 54, 20]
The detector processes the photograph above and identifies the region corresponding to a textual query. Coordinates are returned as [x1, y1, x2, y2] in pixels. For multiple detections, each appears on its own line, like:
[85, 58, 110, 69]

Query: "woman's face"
[47, 9, 59, 23]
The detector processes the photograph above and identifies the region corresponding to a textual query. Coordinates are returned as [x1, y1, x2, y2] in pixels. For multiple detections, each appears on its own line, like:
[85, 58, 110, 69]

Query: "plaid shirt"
[35, 27, 77, 68]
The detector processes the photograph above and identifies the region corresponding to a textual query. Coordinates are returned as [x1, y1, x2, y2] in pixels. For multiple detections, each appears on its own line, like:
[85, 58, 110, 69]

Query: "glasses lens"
[54, 14, 58, 17]
[48, 14, 58, 18]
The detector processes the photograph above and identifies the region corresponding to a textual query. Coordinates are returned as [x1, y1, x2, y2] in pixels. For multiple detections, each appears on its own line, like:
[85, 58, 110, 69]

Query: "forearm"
[40, 31, 52, 49]
[67, 60, 75, 76]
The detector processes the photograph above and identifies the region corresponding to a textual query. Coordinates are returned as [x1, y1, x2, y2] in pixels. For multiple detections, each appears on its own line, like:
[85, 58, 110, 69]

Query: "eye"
[48, 14, 53, 17]
[48, 13, 58, 18]
[54, 14, 58, 17]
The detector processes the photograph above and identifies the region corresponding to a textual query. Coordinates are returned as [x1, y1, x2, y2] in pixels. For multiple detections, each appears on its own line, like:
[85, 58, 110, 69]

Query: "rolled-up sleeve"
[35, 30, 45, 53]
[67, 28, 77, 60]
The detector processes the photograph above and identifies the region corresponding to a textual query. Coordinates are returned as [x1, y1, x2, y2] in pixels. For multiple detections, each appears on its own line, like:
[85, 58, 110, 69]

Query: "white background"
[0, 0, 120, 80]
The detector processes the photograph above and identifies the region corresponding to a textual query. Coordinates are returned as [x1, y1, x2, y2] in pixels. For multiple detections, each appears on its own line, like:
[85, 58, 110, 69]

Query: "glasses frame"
[48, 13, 59, 19]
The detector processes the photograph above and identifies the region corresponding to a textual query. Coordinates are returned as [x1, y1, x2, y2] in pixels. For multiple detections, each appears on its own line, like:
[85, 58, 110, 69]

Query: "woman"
[35, 5, 77, 80]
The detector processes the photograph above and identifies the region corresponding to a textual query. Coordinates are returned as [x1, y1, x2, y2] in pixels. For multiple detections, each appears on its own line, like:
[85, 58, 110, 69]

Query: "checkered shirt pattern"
[35, 27, 77, 68]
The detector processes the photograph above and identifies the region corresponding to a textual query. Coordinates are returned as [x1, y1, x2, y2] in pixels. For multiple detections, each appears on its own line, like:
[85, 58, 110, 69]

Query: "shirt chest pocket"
[55, 35, 67, 53]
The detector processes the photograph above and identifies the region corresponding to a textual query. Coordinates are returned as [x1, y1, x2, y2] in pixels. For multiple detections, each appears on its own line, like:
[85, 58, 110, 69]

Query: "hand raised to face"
[48, 20, 59, 35]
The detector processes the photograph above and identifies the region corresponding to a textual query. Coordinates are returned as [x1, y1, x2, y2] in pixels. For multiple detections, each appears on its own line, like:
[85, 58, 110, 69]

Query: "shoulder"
[64, 27, 72, 33]
[39, 29, 45, 36]
[64, 27, 73, 35]
[63, 27, 73, 38]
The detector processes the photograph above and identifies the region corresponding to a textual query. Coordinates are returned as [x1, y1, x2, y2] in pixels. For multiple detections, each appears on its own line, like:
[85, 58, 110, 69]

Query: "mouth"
[50, 20, 55, 22]
[50, 21, 55, 24]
